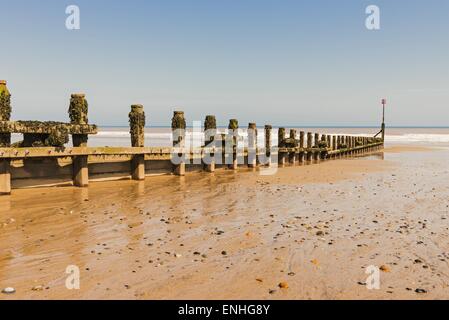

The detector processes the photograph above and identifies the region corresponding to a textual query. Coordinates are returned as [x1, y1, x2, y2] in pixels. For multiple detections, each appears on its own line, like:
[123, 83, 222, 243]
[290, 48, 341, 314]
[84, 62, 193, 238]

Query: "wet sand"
[1, 144, 449, 300]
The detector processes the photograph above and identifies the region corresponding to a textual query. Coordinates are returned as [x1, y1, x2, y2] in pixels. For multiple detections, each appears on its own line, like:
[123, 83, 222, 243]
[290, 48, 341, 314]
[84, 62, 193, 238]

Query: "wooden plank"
[0, 143, 383, 160]
[0, 121, 97, 135]
[0, 159, 11, 195]
[73, 156, 89, 187]
[131, 154, 145, 180]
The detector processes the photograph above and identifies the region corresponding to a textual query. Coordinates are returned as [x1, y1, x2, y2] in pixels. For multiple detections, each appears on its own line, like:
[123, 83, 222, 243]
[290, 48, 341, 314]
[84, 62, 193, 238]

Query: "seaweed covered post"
[278, 127, 286, 166]
[313, 133, 320, 162]
[352, 136, 356, 155]
[289, 129, 297, 164]
[248, 123, 258, 168]
[0, 81, 12, 194]
[336, 136, 342, 158]
[227, 119, 239, 170]
[0, 80, 11, 148]
[343, 136, 349, 156]
[264, 125, 272, 166]
[343, 136, 348, 156]
[347, 136, 351, 155]
[171, 111, 186, 176]
[306, 132, 313, 163]
[129, 104, 146, 180]
[69, 93, 89, 187]
[332, 135, 337, 151]
[355, 137, 361, 154]
[298, 131, 305, 165]
[0, 84, 11, 193]
[204, 115, 217, 172]
[69, 93, 89, 147]
[319, 134, 328, 160]
[129, 104, 145, 148]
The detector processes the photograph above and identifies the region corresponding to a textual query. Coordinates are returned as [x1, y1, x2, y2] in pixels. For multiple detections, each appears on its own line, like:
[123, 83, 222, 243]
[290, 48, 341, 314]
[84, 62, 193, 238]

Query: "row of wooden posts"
[0, 90, 384, 194]
[117, 105, 384, 180]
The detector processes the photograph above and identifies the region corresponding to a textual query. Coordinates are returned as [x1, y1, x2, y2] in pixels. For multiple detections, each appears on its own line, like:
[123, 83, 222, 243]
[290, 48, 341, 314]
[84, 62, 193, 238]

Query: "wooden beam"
[73, 156, 89, 187]
[0, 159, 11, 195]
[131, 154, 145, 180]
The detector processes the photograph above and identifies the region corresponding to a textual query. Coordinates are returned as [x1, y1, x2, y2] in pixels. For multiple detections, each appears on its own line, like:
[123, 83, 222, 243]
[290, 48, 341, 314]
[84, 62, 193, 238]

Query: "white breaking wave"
[93, 130, 449, 145]
[384, 134, 449, 143]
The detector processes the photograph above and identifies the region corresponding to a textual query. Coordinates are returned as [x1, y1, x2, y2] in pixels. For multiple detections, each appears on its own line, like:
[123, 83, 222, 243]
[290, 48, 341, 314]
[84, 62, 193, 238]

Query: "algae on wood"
[129, 104, 146, 147]
[0, 81, 11, 147]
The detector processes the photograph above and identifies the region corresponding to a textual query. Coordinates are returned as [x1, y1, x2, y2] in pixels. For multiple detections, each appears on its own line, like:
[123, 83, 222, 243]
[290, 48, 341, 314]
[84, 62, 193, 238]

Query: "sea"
[10, 127, 449, 148]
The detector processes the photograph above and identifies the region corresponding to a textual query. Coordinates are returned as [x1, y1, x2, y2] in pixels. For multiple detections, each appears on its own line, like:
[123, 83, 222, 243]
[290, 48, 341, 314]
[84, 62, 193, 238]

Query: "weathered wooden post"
[278, 127, 286, 166]
[346, 136, 351, 156]
[332, 135, 337, 151]
[346, 136, 350, 156]
[338, 136, 343, 158]
[352, 136, 356, 155]
[299, 131, 305, 165]
[357, 137, 362, 154]
[320, 134, 328, 160]
[306, 132, 313, 163]
[264, 125, 272, 166]
[0, 80, 11, 148]
[248, 123, 258, 168]
[204, 115, 217, 172]
[228, 119, 239, 170]
[381, 98, 386, 143]
[69, 94, 89, 187]
[289, 129, 297, 164]
[172, 111, 186, 176]
[313, 133, 320, 162]
[70, 94, 89, 146]
[0, 80, 11, 195]
[0, 157, 10, 195]
[129, 104, 146, 180]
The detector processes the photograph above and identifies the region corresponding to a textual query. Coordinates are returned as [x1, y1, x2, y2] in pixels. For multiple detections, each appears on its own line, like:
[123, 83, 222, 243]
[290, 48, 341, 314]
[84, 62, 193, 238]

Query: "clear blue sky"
[1, 0, 448, 126]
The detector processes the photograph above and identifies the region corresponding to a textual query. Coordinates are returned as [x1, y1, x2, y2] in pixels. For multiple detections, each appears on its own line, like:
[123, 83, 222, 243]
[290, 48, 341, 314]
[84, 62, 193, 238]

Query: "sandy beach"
[1, 144, 449, 300]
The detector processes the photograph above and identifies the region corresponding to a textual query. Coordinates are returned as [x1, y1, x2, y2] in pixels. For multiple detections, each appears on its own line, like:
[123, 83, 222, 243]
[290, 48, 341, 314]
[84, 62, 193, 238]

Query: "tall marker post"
[381, 98, 386, 142]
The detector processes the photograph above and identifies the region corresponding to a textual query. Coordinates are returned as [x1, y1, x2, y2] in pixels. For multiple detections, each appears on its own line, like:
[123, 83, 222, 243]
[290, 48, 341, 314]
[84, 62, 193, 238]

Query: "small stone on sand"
[2, 287, 15, 294]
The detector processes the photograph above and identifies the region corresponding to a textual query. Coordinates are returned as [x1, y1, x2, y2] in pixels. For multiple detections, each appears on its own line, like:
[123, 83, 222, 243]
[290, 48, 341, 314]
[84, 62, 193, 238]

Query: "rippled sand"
[1, 145, 449, 300]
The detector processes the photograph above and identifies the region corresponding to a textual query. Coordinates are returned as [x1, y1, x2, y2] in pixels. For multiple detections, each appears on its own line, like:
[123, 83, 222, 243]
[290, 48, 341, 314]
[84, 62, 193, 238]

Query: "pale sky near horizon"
[1, 0, 448, 127]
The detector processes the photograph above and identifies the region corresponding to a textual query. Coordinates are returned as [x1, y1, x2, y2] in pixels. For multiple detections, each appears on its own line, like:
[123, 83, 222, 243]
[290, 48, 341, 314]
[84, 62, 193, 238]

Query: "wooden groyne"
[0, 81, 384, 195]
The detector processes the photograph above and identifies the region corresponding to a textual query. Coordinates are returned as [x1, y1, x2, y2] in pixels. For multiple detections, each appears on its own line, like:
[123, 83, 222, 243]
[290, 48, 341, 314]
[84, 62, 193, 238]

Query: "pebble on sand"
[415, 288, 427, 294]
[379, 265, 390, 272]
[310, 259, 319, 266]
[32, 285, 44, 291]
[278, 282, 289, 289]
[2, 287, 16, 294]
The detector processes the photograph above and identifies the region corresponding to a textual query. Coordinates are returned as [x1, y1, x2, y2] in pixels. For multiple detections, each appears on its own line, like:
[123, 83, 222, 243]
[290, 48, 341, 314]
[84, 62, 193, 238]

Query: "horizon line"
[96, 125, 449, 129]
